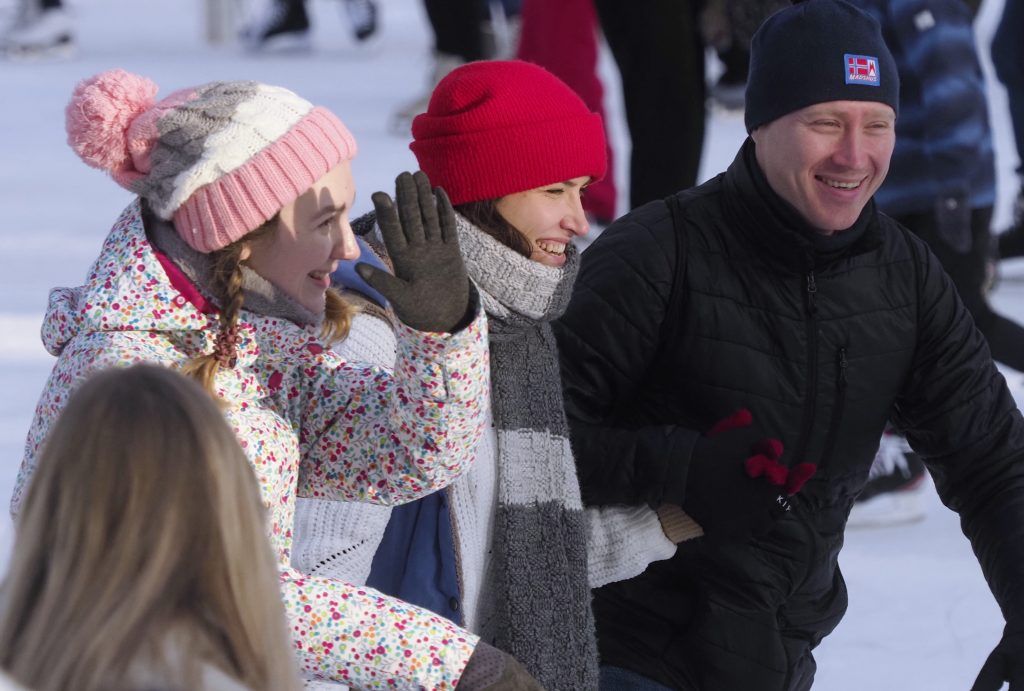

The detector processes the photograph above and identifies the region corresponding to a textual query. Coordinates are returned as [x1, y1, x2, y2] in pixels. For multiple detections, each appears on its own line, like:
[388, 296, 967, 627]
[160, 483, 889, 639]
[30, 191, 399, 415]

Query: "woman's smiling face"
[495, 176, 591, 267]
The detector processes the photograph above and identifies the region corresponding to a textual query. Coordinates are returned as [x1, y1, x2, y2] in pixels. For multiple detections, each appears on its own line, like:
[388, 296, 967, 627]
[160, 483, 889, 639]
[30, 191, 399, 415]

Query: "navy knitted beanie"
[745, 0, 899, 132]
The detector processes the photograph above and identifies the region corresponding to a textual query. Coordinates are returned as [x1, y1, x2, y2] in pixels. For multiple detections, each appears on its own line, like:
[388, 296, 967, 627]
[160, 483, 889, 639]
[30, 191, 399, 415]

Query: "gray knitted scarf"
[455, 215, 599, 691]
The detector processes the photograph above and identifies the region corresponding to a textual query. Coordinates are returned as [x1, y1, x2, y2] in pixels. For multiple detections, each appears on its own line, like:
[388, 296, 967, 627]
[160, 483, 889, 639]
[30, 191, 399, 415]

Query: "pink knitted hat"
[65, 69, 357, 253]
[410, 60, 606, 206]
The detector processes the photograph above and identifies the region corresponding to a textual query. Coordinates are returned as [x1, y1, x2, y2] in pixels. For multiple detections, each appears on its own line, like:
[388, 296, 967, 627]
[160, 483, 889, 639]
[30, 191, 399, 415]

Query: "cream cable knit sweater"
[292, 313, 677, 616]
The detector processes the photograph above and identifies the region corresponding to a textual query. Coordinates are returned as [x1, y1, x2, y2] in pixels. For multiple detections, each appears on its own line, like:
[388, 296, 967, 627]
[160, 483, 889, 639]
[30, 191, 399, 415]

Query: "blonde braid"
[182, 242, 247, 397]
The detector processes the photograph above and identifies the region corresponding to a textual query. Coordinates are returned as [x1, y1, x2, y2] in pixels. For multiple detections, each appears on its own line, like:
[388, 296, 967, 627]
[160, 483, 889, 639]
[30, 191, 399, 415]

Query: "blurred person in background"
[240, 0, 378, 51]
[844, 0, 1024, 529]
[991, 0, 1024, 259]
[515, 0, 617, 228]
[591, 0, 705, 209]
[0, 365, 301, 691]
[8, 67, 533, 689]
[389, 0, 520, 134]
[699, 0, 789, 111]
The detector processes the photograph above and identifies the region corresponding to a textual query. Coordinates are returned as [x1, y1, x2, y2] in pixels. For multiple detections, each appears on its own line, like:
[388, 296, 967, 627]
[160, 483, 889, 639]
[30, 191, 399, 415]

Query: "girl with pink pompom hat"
[9, 68, 505, 690]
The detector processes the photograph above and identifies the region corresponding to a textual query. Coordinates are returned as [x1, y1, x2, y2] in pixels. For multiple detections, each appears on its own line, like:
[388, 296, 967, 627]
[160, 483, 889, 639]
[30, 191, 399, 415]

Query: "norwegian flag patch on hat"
[845, 54, 881, 86]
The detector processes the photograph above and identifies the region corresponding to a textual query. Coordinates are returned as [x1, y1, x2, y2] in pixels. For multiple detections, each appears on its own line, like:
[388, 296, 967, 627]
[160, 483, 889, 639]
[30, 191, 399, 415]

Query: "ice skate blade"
[847, 483, 927, 529]
[243, 31, 311, 54]
[3, 36, 75, 62]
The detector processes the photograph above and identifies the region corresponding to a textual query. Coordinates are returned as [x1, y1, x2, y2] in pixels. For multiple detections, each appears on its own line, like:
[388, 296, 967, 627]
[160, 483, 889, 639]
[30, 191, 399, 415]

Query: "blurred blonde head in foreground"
[0, 364, 299, 691]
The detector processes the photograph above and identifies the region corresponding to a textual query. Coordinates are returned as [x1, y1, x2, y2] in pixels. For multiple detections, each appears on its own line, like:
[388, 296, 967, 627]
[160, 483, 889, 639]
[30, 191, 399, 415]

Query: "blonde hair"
[183, 217, 355, 396]
[0, 365, 300, 691]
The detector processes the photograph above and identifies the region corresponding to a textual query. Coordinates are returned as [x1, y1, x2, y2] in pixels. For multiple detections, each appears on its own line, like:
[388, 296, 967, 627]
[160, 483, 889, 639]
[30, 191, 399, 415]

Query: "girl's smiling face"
[243, 162, 359, 314]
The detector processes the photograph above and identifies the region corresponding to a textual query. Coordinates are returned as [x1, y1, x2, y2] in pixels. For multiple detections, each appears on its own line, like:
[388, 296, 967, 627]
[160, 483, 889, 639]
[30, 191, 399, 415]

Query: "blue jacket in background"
[854, 0, 996, 216]
[366, 490, 463, 626]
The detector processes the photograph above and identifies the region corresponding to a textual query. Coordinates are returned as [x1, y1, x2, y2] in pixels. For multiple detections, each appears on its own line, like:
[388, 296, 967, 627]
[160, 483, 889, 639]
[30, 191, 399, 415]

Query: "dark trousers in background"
[517, 0, 618, 222]
[896, 204, 1024, 372]
[425, 0, 487, 61]
[992, 0, 1024, 175]
[593, 0, 706, 209]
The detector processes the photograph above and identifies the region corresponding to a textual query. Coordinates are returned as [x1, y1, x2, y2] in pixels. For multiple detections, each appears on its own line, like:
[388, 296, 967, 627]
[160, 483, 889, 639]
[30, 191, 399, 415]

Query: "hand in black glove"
[356, 171, 472, 333]
[682, 409, 816, 543]
[971, 625, 1024, 690]
[457, 640, 546, 690]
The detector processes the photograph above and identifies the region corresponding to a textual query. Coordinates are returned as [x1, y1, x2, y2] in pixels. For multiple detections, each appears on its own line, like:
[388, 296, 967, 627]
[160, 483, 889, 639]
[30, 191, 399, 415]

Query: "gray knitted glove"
[457, 641, 546, 690]
[355, 171, 472, 333]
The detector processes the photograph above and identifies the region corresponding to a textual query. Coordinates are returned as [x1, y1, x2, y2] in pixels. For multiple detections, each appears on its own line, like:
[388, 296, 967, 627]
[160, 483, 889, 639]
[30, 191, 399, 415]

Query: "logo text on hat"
[844, 54, 880, 86]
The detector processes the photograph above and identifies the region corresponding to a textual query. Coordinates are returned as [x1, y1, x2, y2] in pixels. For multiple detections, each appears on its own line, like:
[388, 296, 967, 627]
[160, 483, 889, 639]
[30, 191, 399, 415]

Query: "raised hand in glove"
[971, 624, 1024, 690]
[457, 640, 546, 690]
[355, 171, 473, 333]
[682, 409, 816, 543]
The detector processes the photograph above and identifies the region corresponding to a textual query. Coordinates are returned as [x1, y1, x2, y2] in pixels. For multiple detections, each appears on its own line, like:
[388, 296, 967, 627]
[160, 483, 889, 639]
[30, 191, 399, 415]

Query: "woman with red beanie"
[293, 60, 694, 691]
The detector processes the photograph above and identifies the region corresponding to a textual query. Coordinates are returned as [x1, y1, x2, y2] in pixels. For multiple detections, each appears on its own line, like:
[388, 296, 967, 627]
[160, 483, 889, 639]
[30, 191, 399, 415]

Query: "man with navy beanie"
[554, 0, 1024, 689]
[744, 0, 899, 132]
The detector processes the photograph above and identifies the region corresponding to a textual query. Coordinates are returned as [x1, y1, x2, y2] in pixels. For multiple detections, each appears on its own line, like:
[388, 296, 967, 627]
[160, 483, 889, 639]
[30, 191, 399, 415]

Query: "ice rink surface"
[0, 0, 1021, 687]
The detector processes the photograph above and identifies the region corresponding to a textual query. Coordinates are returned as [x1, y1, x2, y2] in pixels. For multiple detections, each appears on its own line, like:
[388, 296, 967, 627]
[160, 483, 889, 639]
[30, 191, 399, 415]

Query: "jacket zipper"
[792, 271, 819, 466]
[820, 347, 848, 466]
[805, 271, 818, 316]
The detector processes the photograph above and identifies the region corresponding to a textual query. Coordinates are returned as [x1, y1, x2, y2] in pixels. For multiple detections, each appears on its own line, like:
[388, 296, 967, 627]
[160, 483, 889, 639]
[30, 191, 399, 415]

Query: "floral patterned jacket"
[11, 201, 490, 689]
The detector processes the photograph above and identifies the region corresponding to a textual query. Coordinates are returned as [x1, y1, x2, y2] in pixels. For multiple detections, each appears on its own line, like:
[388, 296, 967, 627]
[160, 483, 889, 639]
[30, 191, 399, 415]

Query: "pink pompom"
[65, 69, 159, 176]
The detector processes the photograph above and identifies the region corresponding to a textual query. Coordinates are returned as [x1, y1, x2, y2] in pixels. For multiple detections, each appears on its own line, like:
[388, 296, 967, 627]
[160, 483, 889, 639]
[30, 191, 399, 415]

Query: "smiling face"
[750, 100, 896, 234]
[494, 176, 591, 268]
[242, 161, 359, 314]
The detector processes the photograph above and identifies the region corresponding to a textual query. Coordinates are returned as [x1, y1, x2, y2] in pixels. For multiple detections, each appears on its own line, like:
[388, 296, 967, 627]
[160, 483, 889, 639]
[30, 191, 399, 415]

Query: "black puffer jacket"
[554, 140, 1024, 691]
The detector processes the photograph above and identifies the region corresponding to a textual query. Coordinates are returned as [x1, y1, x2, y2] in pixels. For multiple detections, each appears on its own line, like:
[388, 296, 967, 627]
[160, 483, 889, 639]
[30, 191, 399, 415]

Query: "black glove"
[971, 625, 1024, 690]
[356, 171, 473, 333]
[457, 640, 546, 690]
[682, 409, 816, 543]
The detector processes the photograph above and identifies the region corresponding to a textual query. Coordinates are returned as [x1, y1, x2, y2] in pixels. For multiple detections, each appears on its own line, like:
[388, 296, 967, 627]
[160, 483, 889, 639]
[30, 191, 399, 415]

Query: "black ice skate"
[342, 0, 377, 42]
[240, 0, 310, 52]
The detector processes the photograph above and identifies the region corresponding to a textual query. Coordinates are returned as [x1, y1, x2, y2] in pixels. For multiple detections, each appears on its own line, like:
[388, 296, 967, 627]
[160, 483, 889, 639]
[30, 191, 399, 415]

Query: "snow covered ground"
[0, 0, 1021, 688]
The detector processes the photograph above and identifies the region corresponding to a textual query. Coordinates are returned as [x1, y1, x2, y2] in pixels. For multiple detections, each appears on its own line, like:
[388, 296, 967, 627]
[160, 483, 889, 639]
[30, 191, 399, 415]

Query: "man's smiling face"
[751, 100, 896, 234]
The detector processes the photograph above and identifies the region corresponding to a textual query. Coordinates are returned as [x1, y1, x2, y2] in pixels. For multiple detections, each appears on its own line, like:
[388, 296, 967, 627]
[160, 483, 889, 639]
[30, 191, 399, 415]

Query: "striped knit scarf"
[455, 215, 599, 690]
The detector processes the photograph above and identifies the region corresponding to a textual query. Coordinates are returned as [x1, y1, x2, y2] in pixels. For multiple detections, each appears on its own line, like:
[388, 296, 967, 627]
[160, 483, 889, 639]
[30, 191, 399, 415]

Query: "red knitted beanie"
[410, 60, 607, 206]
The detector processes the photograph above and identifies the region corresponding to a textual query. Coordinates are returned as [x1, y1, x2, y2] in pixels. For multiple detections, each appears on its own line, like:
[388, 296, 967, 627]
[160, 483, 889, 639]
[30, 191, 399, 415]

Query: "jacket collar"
[721, 138, 883, 273]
